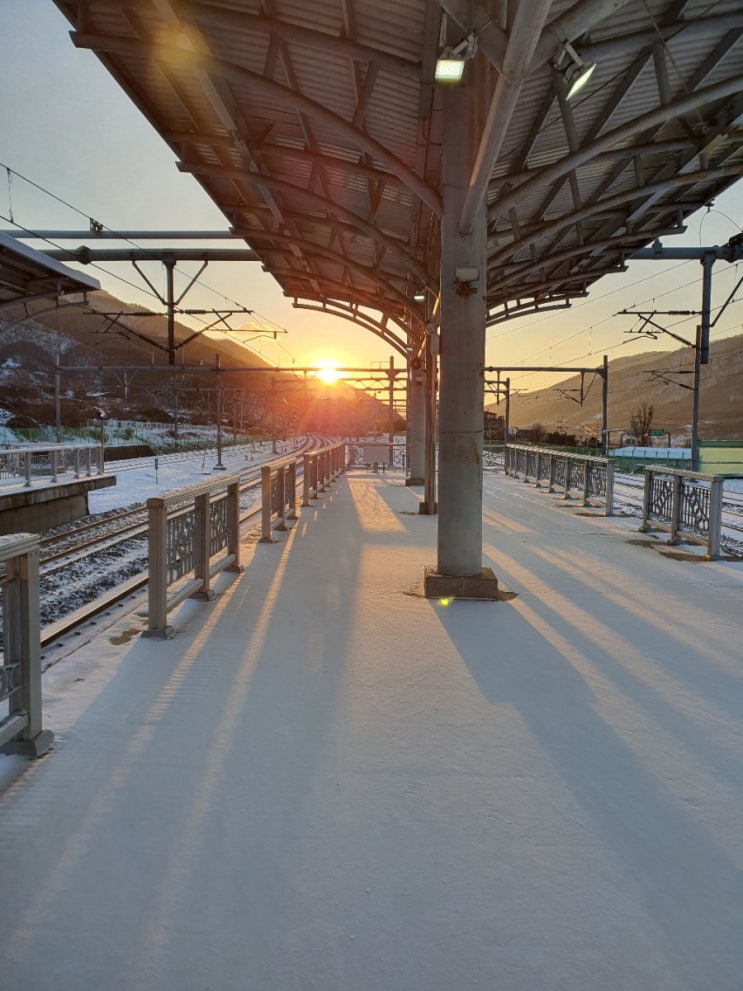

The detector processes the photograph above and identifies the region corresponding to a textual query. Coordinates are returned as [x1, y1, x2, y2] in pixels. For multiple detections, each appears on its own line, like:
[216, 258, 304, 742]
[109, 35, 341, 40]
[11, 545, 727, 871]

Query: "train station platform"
[1, 467, 742, 990]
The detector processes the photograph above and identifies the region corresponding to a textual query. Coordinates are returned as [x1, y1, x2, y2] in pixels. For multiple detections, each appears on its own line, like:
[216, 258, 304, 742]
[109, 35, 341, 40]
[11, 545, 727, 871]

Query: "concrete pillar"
[406, 359, 425, 485]
[424, 80, 497, 599]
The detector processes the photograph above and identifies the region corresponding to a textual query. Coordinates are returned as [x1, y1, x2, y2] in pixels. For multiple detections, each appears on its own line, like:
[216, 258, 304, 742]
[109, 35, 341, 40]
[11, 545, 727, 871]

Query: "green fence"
[699, 441, 743, 475]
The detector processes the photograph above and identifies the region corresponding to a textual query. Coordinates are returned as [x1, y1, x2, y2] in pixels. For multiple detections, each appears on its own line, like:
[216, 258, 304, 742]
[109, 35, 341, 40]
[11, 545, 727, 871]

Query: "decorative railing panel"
[0, 444, 102, 486]
[167, 507, 197, 583]
[0, 533, 53, 756]
[640, 468, 741, 558]
[145, 474, 242, 638]
[505, 445, 614, 515]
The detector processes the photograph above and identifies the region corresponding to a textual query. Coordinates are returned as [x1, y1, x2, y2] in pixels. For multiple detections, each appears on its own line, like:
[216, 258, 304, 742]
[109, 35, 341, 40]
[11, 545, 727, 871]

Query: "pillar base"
[423, 565, 498, 600]
[1, 729, 54, 758]
[405, 476, 424, 486]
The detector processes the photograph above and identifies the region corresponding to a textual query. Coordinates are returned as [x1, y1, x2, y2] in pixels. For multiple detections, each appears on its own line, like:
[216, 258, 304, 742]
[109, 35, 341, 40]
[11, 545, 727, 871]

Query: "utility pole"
[214, 354, 225, 470]
[626, 235, 743, 470]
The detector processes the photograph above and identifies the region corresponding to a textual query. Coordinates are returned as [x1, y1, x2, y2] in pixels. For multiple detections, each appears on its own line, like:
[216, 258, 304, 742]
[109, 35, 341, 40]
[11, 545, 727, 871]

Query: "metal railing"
[144, 473, 242, 638]
[0, 534, 53, 757]
[260, 455, 298, 541]
[0, 444, 103, 487]
[301, 443, 346, 509]
[640, 467, 743, 559]
[505, 444, 614, 515]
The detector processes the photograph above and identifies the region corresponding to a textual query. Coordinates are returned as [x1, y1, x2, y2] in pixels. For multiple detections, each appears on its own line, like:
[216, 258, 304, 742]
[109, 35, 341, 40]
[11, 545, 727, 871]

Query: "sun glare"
[314, 361, 341, 384]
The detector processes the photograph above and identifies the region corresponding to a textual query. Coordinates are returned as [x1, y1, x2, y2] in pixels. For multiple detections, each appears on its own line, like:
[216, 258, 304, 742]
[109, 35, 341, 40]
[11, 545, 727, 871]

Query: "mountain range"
[491, 334, 743, 444]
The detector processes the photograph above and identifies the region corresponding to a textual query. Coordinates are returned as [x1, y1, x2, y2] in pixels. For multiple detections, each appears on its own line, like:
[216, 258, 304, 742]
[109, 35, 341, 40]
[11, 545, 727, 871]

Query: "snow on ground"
[1, 461, 742, 990]
[88, 439, 298, 513]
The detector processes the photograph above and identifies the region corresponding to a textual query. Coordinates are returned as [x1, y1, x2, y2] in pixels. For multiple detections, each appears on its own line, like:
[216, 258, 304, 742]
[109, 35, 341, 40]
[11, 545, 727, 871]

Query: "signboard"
[649, 429, 665, 436]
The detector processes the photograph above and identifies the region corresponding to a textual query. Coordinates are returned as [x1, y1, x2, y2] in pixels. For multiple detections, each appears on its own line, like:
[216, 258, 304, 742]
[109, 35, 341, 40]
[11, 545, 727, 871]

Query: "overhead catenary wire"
[0, 161, 303, 365]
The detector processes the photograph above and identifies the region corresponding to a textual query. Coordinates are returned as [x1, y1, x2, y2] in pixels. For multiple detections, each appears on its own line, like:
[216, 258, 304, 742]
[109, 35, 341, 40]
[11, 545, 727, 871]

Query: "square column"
[424, 81, 497, 599]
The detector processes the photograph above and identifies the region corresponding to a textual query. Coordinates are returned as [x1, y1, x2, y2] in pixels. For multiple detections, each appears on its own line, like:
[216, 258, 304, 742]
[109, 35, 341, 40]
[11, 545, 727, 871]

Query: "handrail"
[137, 443, 347, 636]
[639, 466, 743, 559]
[0, 533, 54, 757]
[260, 454, 298, 541]
[144, 472, 243, 638]
[301, 443, 346, 509]
[505, 443, 614, 515]
[0, 443, 103, 487]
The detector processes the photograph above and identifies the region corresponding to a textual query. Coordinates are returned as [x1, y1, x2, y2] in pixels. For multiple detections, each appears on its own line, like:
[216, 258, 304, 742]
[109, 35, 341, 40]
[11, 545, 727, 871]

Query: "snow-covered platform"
[1, 467, 742, 990]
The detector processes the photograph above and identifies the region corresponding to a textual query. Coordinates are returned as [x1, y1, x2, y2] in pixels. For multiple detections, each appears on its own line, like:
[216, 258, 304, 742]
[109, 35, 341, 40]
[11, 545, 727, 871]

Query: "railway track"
[1, 439, 321, 653]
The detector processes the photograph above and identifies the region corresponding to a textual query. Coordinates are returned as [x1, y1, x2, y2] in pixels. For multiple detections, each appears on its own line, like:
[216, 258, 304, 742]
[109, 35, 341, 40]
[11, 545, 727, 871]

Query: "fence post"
[582, 462, 590, 506]
[707, 477, 723, 559]
[302, 454, 312, 506]
[144, 497, 173, 638]
[564, 457, 572, 499]
[276, 466, 288, 531]
[605, 462, 614, 517]
[287, 460, 298, 519]
[640, 468, 652, 532]
[226, 479, 242, 571]
[260, 464, 274, 542]
[0, 534, 54, 757]
[669, 474, 682, 544]
[191, 492, 213, 600]
[24, 451, 32, 488]
[548, 453, 555, 493]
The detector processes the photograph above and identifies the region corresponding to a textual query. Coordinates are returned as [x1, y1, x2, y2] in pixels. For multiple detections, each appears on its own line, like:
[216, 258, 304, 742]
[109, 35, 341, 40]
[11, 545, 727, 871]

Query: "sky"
[1, 1, 742, 390]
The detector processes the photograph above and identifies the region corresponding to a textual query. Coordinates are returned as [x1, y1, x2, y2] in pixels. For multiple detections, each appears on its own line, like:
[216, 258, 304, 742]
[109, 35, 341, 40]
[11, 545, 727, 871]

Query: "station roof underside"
[0, 232, 100, 311]
[52, 0, 743, 353]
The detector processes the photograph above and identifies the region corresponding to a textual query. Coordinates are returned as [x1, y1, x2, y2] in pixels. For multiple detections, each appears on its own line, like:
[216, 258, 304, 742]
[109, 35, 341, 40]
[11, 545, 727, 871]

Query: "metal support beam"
[406, 357, 426, 485]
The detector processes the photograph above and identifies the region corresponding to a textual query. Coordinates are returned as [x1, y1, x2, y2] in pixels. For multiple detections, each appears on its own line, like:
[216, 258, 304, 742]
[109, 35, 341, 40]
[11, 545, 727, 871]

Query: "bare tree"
[630, 402, 654, 446]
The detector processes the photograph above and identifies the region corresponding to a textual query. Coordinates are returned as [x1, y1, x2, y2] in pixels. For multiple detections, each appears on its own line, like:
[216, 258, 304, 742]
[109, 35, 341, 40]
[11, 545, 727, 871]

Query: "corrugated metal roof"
[0, 233, 100, 311]
[52, 0, 743, 349]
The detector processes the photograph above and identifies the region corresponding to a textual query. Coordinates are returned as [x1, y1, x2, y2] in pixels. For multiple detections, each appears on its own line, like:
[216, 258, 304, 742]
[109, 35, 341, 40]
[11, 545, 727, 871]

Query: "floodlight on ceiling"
[435, 33, 477, 84]
[413, 289, 426, 302]
[561, 41, 596, 100]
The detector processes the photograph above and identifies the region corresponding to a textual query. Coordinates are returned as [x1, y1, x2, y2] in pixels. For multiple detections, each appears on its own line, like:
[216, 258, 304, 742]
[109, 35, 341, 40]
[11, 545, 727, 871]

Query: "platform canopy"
[52, 0, 743, 353]
[0, 231, 100, 311]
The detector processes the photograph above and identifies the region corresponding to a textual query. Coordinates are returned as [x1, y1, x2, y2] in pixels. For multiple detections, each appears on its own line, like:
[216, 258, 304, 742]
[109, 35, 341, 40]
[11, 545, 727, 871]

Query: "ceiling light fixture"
[435, 33, 477, 84]
[561, 41, 596, 100]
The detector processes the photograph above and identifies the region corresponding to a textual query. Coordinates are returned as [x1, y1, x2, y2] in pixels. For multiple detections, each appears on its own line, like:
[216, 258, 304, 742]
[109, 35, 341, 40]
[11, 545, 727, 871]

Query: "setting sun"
[314, 360, 341, 384]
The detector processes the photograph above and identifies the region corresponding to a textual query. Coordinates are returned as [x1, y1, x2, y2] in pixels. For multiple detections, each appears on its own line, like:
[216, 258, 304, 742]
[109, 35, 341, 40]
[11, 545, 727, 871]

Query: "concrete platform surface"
[1, 469, 742, 990]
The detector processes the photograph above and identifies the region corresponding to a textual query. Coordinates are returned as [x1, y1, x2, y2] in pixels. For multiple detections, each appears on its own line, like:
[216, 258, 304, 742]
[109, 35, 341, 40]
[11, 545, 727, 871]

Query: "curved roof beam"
[178, 161, 430, 283]
[71, 32, 442, 216]
[488, 164, 743, 266]
[530, 0, 636, 67]
[490, 230, 680, 286]
[242, 230, 423, 317]
[166, 130, 408, 190]
[458, 0, 552, 235]
[489, 75, 743, 226]
[269, 265, 407, 316]
[292, 299, 411, 355]
[577, 11, 743, 62]
[486, 293, 582, 325]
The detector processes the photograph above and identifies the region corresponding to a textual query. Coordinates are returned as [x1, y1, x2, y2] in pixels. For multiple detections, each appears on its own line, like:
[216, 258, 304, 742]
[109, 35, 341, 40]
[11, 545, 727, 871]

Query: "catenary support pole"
[602, 354, 609, 455]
